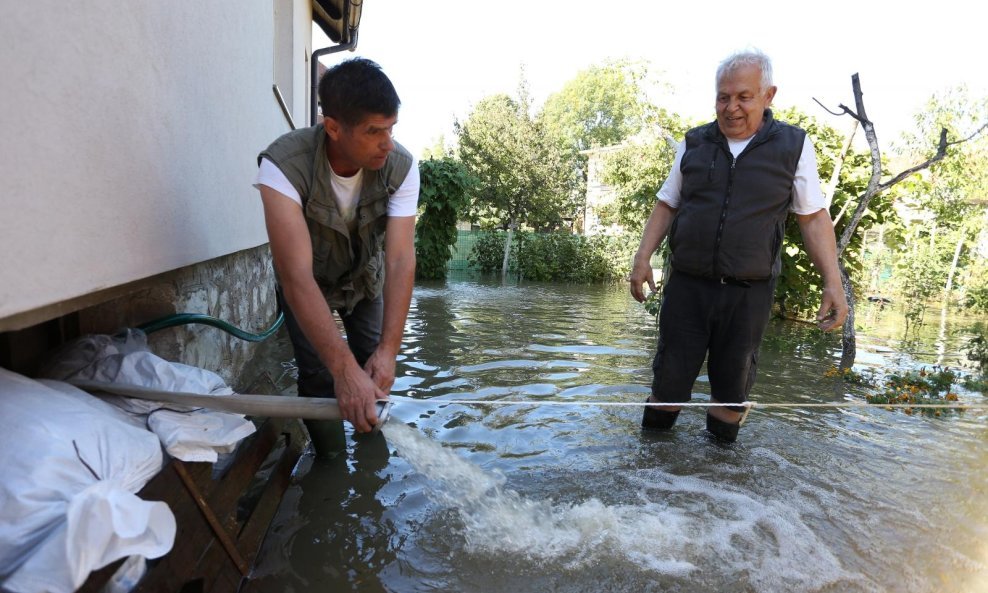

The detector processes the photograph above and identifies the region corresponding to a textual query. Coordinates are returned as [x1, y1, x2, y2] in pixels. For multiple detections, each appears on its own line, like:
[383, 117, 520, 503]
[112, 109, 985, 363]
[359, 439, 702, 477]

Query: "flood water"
[245, 279, 988, 593]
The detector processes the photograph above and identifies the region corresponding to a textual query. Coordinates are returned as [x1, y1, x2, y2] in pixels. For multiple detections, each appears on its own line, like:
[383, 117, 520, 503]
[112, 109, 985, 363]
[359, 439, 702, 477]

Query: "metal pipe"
[309, 0, 359, 126]
[69, 380, 393, 431]
[309, 29, 358, 126]
[272, 84, 296, 130]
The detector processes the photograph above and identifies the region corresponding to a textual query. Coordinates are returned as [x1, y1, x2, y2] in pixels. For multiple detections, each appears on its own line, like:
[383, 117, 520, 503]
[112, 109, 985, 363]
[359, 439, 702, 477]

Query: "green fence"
[448, 229, 485, 272]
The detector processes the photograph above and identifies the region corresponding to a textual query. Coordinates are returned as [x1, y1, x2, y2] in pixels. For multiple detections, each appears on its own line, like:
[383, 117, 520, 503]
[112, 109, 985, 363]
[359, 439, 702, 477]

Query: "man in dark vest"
[629, 49, 848, 443]
[255, 58, 419, 456]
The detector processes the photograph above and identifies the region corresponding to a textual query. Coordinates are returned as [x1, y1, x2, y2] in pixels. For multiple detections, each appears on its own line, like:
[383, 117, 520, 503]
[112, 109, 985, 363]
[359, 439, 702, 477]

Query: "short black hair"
[318, 57, 400, 127]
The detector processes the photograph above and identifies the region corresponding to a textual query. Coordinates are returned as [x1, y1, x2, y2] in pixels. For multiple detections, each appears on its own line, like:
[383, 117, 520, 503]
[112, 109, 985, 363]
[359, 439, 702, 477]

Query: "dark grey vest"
[669, 109, 805, 280]
[258, 124, 413, 312]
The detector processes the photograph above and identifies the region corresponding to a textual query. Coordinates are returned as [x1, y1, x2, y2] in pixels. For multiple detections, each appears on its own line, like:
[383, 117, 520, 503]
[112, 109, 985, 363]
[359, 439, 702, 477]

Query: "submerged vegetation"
[826, 362, 985, 416]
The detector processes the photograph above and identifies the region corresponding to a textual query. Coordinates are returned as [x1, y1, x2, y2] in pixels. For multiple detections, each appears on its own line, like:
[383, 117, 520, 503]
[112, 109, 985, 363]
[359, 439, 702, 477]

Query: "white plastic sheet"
[40, 330, 256, 463]
[0, 368, 175, 593]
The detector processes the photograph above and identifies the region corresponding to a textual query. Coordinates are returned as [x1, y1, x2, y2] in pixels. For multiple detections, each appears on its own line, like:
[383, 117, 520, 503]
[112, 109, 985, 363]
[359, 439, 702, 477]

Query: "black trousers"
[651, 270, 775, 410]
[277, 287, 383, 455]
[277, 287, 384, 398]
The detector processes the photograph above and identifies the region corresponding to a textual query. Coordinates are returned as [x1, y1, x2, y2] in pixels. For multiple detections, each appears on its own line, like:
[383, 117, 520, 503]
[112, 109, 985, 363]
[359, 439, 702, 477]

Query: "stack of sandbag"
[0, 368, 175, 593]
[39, 330, 256, 463]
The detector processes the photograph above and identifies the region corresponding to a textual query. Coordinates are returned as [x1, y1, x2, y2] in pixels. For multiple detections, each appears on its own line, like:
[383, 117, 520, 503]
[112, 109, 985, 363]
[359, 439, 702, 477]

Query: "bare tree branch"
[949, 122, 988, 146]
[837, 74, 882, 255]
[877, 129, 949, 192]
[813, 97, 846, 117]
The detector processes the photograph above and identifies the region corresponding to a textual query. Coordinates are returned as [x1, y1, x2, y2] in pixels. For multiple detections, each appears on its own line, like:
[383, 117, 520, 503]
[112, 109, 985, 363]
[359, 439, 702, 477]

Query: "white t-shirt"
[656, 135, 827, 215]
[254, 156, 420, 218]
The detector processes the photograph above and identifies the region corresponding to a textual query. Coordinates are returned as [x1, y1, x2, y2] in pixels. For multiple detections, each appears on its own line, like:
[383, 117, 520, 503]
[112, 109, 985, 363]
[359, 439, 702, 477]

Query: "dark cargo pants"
[651, 270, 776, 411]
[277, 287, 383, 455]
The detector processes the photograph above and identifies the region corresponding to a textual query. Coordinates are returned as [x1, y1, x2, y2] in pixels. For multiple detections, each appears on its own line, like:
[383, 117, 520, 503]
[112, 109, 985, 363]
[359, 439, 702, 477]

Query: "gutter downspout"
[310, 1, 359, 126]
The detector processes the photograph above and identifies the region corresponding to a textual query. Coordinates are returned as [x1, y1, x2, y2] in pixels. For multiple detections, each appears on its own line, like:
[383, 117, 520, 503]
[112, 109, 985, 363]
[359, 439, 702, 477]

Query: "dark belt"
[672, 268, 761, 288]
[719, 276, 751, 287]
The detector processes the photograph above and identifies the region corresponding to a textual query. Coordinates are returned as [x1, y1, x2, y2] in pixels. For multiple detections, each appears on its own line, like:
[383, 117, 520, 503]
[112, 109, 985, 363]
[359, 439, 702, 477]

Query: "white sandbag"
[147, 409, 256, 463]
[0, 368, 174, 593]
[39, 330, 257, 463]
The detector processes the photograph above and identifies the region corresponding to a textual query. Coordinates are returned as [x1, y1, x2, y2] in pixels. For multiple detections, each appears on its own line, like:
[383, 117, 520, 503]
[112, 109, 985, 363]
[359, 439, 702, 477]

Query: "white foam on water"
[383, 422, 870, 591]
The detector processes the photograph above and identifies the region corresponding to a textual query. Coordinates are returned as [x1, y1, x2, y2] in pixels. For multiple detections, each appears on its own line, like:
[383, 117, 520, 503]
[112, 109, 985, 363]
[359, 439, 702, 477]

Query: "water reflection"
[249, 433, 396, 591]
[247, 280, 988, 593]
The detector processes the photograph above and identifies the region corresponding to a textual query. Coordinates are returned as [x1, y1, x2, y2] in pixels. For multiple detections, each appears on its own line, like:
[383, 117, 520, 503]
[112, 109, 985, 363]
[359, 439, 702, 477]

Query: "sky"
[316, 0, 987, 159]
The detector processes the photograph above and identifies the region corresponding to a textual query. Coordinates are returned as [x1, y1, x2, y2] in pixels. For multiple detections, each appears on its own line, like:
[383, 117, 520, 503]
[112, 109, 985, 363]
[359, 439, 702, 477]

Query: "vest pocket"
[308, 221, 349, 286]
[361, 250, 385, 298]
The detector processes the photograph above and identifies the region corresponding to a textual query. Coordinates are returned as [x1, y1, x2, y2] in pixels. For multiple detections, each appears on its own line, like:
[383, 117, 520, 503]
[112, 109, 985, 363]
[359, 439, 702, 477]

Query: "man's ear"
[764, 85, 778, 105]
[323, 116, 341, 141]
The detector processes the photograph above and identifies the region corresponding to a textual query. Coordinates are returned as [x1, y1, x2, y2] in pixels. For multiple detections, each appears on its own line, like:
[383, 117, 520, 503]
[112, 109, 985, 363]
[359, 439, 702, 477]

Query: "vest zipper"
[710, 153, 736, 276]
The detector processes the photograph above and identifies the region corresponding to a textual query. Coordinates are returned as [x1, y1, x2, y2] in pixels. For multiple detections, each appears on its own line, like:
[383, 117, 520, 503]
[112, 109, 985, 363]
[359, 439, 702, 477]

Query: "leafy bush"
[514, 231, 636, 282]
[964, 329, 988, 374]
[962, 261, 988, 313]
[467, 229, 637, 283]
[467, 230, 514, 274]
[415, 158, 475, 280]
[889, 240, 950, 329]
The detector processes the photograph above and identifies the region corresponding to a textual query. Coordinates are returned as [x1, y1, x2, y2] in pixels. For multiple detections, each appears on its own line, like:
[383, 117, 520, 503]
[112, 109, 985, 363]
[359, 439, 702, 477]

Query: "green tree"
[540, 59, 653, 153]
[420, 134, 450, 161]
[891, 87, 988, 309]
[415, 158, 475, 280]
[891, 236, 950, 330]
[456, 93, 579, 232]
[541, 60, 679, 233]
[599, 129, 680, 231]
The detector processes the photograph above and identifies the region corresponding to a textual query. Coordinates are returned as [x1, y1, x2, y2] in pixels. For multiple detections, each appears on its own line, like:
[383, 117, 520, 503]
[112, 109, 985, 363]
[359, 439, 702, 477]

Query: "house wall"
[0, 0, 310, 332]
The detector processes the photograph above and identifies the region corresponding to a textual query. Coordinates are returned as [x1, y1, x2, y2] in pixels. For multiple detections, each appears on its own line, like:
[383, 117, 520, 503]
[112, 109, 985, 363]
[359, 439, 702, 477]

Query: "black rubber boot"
[303, 418, 347, 458]
[705, 413, 740, 443]
[642, 399, 680, 432]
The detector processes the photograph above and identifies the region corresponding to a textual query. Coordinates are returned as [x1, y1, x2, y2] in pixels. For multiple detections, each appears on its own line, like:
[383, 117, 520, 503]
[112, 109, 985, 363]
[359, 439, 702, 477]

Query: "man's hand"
[816, 285, 849, 332]
[333, 363, 386, 433]
[364, 348, 397, 393]
[630, 201, 676, 303]
[630, 255, 656, 303]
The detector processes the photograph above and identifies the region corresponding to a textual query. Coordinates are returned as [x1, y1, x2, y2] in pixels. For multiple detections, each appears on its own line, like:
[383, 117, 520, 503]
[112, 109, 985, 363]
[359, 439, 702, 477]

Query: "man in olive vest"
[629, 49, 848, 443]
[255, 58, 419, 456]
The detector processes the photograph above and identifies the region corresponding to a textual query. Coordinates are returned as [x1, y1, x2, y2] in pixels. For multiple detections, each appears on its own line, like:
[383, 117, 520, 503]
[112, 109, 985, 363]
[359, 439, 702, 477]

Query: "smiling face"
[324, 113, 398, 176]
[715, 64, 777, 140]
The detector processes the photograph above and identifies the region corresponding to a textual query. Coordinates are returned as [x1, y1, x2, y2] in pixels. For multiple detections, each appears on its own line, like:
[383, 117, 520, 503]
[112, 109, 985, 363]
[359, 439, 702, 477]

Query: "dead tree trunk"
[944, 232, 964, 297]
[501, 217, 516, 279]
[816, 74, 983, 369]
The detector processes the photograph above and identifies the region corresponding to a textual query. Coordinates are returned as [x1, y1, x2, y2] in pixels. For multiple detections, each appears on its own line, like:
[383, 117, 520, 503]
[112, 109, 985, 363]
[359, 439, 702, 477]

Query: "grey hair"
[716, 49, 774, 91]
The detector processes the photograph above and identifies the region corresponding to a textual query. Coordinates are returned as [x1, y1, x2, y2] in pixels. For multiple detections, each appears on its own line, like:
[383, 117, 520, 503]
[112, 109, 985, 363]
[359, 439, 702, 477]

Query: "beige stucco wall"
[0, 1, 310, 329]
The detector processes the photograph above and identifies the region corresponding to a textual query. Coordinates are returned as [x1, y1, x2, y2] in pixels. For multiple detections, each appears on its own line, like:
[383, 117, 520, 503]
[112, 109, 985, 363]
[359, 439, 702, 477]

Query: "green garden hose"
[137, 312, 284, 342]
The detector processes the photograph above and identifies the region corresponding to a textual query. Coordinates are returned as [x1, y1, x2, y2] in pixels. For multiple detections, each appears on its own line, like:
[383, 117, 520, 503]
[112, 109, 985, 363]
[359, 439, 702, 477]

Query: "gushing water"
[383, 421, 868, 592]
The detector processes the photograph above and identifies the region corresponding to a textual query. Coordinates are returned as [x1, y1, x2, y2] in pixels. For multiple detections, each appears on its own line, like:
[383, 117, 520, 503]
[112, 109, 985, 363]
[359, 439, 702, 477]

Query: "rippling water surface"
[246, 279, 988, 593]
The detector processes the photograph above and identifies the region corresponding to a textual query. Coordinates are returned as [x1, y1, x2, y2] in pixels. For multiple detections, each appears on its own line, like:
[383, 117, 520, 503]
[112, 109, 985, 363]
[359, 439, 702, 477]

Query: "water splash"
[383, 422, 868, 591]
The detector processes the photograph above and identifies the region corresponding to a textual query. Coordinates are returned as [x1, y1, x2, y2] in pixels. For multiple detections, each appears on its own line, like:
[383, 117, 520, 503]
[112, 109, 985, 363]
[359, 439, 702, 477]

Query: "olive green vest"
[258, 124, 413, 313]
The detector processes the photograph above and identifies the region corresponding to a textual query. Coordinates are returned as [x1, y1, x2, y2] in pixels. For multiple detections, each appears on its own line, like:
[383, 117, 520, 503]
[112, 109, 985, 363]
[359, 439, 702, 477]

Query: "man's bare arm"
[364, 215, 416, 393]
[259, 186, 384, 431]
[796, 208, 849, 331]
